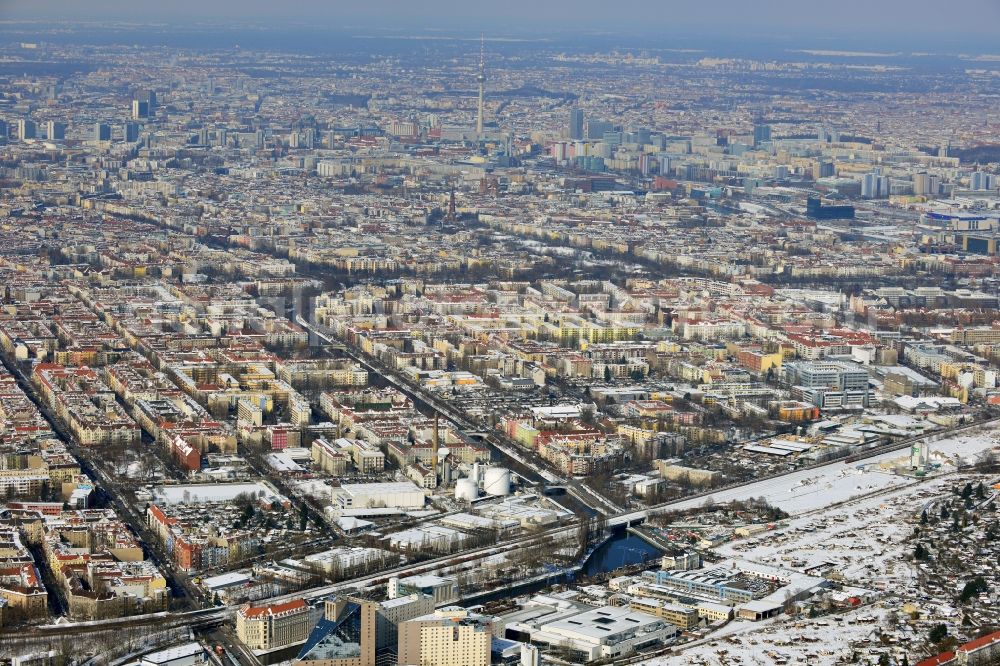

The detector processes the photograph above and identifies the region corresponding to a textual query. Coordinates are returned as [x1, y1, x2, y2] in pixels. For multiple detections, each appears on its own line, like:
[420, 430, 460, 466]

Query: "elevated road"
[19, 607, 228, 638]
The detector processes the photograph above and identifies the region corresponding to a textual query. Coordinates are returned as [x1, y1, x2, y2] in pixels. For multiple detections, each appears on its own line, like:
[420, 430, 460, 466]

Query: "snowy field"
[734, 466, 911, 515]
[665, 427, 1000, 516]
[715, 477, 962, 586]
[151, 481, 281, 504]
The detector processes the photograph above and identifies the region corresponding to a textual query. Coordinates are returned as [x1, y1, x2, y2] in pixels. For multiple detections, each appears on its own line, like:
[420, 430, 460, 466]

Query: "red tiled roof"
[240, 598, 306, 618]
[958, 630, 1000, 654]
[147, 504, 176, 526]
[915, 652, 955, 666]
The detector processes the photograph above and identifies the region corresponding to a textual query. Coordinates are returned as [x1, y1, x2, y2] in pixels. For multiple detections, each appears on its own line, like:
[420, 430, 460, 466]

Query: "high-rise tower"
[476, 33, 485, 136]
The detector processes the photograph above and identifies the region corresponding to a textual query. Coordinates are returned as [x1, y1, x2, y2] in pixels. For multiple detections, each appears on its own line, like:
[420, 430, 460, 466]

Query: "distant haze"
[3, 0, 999, 44]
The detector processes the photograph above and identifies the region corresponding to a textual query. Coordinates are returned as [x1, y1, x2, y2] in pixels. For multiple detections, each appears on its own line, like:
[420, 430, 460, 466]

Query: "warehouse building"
[331, 481, 425, 513]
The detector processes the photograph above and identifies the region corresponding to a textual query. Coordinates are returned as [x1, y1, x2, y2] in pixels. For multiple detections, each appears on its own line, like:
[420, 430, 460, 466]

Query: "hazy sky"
[2, 0, 999, 42]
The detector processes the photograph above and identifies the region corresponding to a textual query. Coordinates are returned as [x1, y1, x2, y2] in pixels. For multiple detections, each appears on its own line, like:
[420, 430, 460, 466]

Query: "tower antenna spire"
[476, 33, 485, 136]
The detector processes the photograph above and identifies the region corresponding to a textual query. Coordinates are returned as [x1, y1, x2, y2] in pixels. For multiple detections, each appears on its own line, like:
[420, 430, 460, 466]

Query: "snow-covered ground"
[715, 477, 961, 587]
[640, 428, 1000, 665]
[666, 427, 1000, 516]
[742, 467, 912, 515]
[647, 609, 886, 665]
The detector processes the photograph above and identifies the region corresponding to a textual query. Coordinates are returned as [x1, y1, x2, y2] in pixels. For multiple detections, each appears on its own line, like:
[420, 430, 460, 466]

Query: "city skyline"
[3, 0, 1000, 43]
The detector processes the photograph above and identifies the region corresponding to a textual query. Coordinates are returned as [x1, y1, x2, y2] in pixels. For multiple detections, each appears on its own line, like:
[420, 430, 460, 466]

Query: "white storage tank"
[482, 467, 512, 496]
[455, 478, 479, 502]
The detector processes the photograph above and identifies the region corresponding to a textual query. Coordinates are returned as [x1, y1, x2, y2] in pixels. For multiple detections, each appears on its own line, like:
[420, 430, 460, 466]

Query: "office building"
[132, 99, 150, 119]
[818, 126, 840, 143]
[398, 608, 492, 666]
[236, 598, 312, 652]
[123, 121, 141, 143]
[569, 108, 584, 141]
[45, 121, 66, 141]
[627, 128, 651, 145]
[628, 598, 699, 629]
[289, 129, 315, 149]
[388, 574, 459, 606]
[586, 119, 612, 140]
[520, 644, 540, 666]
[785, 360, 872, 409]
[93, 123, 112, 142]
[295, 597, 378, 666]
[17, 119, 37, 141]
[129, 89, 156, 119]
[752, 123, 771, 147]
[375, 593, 435, 652]
[806, 197, 855, 220]
[784, 361, 870, 391]
[862, 172, 876, 199]
[970, 171, 994, 191]
[913, 171, 940, 196]
[641, 568, 753, 603]
[861, 168, 889, 199]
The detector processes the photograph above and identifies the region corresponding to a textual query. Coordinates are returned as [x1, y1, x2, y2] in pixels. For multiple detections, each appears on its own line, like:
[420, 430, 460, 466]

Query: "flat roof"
[738, 599, 783, 613]
[743, 445, 794, 456]
[768, 439, 812, 452]
[381, 593, 426, 609]
[201, 571, 251, 589]
[265, 452, 303, 473]
[542, 605, 662, 640]
[339, 481, 423, 494]
[336, 516, 373, 531]
[140, 642, 205, 665]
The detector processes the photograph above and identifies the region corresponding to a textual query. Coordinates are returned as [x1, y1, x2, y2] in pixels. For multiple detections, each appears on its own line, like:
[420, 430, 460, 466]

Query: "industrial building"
[332, 481, 425, 514]
[529, 604, 677, 662]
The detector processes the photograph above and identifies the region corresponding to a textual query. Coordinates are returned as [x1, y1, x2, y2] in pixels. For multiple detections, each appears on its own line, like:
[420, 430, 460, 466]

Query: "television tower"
[476, 33, 485, 136]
